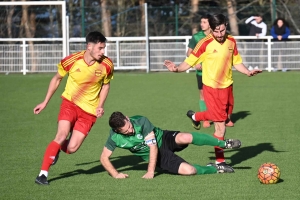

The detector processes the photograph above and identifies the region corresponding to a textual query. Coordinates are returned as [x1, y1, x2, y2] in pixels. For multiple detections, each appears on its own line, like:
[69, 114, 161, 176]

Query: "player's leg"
[213, 122, 226, 164]
[64, 106, 96, 153]
[175, 132, 241, 149]
[197, 74, 210, 128]
[35, 99, 77, 185]
[35, 120, 72, 185]
[225, 85, 234, 127]
[187, 85, 214, 128]
[212, 85, 233, 165]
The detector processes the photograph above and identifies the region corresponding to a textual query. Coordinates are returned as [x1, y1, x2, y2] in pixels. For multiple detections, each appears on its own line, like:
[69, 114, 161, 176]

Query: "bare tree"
[21, 3, 37, 71]
[139, 0, 145, 35]
[7, 2, 15, 39]
[101, 0, 112, 36]
[279, 0, 300, 33]
[227, 0, 239, 35]
[190, 0, 199, 34]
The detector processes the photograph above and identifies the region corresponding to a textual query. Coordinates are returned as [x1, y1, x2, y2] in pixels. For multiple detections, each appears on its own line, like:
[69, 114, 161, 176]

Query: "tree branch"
[280, 0, 300, 33]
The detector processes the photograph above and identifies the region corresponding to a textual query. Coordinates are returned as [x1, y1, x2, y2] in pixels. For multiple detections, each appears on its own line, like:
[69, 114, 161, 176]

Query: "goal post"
[0, 1, 67, 58]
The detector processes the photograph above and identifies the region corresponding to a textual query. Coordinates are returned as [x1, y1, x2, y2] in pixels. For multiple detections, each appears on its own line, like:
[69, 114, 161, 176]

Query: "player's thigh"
[67, 130, 86, 153]
[178, 162, 197, 175]
[157, 149, 187, 174]
[68, 112, 96, 152]
[54, 120, 73, 144]
[175, 132, 193, 145]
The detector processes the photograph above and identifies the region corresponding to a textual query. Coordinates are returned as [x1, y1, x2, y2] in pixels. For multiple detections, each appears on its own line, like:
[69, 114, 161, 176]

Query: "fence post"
[20, 39, 28, 75]
[116, 40, 120, 68]
[266, 36, 273, 72]
[185, 36, 190, 73]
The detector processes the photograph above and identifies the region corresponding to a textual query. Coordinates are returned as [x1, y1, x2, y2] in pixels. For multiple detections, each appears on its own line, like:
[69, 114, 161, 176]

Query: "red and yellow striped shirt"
[185, 34, 242, 88]
[57, 51, 114, 116]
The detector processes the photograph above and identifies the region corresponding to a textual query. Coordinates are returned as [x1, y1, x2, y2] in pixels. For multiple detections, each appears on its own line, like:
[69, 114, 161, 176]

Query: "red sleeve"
[60, 51, 84, 72]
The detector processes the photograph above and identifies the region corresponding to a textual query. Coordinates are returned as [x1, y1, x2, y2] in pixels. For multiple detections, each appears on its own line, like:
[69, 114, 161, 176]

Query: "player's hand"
[195, 63, 202, 70]
[142, 171, 155, 179]
[164, 60, 178, 72]
[248, 69, 262, 77]
[33, 102, 47, 114]
[277, 35, 282, 41]
[114, 173, 129, 179]
[96, 107, 104, 118]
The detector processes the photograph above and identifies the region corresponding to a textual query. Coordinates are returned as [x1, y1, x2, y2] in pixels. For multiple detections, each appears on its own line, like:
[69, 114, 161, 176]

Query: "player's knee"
[66, 143, 79, 154]
[176, 133, 193, 144]
[178, 163, 197, 175]
[54, 133, 69, 144]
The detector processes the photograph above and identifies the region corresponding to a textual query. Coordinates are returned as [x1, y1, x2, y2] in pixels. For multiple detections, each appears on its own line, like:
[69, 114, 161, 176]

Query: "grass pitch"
[0, 71, 299, 200]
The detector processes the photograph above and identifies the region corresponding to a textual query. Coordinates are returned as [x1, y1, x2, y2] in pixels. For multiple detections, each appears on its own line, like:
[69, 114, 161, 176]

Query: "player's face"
[118, 119, 134, 135]
[88, 42, 106, 61]
[212, 24, 227, 43]
[200, 18, 210, 31]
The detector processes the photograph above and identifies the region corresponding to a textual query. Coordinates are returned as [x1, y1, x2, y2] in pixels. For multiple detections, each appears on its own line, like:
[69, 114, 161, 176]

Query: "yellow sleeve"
[57, 62, 68, 77]
[184, 52, 207, 67]
[233, 53, 243, 65]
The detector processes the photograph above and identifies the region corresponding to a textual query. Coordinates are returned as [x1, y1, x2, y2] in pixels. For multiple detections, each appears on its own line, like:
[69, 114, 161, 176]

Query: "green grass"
[0, 71, 299, 200]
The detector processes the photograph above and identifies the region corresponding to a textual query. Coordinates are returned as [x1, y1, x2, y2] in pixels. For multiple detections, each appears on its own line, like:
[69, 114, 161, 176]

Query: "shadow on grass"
[209, 142, 285, 169]
[48, 155, 165, 183]
[230, 111, 251, 123]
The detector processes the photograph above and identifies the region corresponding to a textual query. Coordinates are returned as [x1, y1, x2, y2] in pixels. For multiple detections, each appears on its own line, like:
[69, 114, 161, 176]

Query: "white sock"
[192, 114, 196, 121]
[39, 170, 48, 177]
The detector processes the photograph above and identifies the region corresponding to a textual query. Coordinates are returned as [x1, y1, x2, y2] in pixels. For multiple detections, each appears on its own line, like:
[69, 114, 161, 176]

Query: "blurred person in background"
[271, 18, 290, 72]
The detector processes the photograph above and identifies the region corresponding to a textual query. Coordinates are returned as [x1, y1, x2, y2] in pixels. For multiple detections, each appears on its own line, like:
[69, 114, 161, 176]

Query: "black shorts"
[156, 130, 188, 174]
[196, 74, 203, 90]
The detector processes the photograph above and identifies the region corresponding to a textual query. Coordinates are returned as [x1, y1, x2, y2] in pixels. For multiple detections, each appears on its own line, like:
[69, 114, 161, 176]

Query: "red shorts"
[203, 84, 234, 121]
[58, 99, 97, 136]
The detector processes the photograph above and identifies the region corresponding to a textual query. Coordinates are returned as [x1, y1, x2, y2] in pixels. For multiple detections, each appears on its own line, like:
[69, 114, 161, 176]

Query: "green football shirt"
[188, 30, 206, 76]
[104, 115, 164, 161]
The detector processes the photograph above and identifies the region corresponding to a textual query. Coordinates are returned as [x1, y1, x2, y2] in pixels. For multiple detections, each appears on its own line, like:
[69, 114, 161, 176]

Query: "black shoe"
[186, 110, 201, 130]
[35, 175, 49, 185]
[207, 162, 235, 173]
[224, 139, 241, 149]
[52, 150, 60, 165]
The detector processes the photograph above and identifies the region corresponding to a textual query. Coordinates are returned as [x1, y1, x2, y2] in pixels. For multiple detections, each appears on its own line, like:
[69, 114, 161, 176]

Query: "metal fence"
[1, 35, 300, 74]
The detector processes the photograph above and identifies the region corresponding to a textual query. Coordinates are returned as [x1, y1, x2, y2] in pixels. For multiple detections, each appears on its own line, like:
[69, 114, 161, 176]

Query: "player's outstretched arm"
[100, 147, 129, 179]
[164, 60, 192, 72]
[33, 72, 63, 114]
[234, 63, 262, 77]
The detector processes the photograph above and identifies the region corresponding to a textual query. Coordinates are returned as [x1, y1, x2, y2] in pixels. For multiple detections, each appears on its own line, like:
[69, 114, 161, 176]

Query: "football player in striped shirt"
[34, 31, 114, 185]
[164, 14, 261, 171]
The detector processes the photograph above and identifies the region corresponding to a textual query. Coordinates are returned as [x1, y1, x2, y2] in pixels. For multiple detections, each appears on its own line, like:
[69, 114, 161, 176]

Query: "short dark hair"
[208, 14, 228, 31]
[200, 13, 211, 21]
[85, 31, 106, 44]
[109, 112, 127, 132]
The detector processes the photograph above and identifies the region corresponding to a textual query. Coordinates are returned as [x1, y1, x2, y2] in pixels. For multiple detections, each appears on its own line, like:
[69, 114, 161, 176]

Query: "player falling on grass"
[164, 14, 262, 170]
[186, 14, 212, 128]
[100, 111, 241, 179]
[33, 31, 114, 185]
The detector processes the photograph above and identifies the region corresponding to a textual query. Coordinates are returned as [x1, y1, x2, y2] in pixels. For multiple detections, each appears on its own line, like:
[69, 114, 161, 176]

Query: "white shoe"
[248, 66, 253, 70]
[282, 68, 287, 72]
[254, 66, 259, 70]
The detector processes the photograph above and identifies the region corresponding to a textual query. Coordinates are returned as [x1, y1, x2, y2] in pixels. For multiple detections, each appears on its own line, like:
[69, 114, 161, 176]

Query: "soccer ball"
[257, 162, 280, 184]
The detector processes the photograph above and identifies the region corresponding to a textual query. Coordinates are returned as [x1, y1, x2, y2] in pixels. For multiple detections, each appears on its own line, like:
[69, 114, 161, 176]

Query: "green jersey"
[188, 30, 206, 76]
[104, 115, 164, 161]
